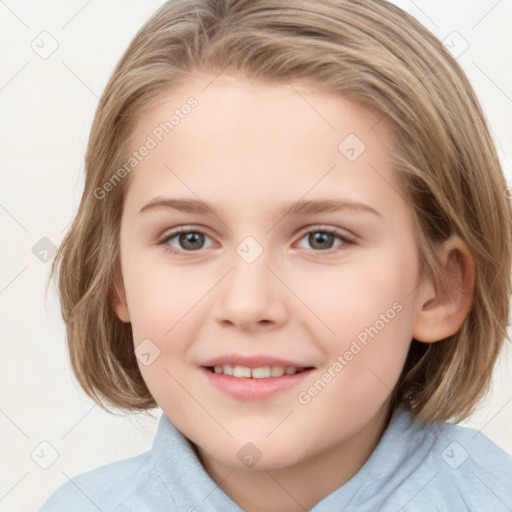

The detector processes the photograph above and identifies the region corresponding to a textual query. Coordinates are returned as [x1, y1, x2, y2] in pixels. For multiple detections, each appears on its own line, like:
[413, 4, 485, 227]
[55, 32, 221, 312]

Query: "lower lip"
[201, 367, 313, 400]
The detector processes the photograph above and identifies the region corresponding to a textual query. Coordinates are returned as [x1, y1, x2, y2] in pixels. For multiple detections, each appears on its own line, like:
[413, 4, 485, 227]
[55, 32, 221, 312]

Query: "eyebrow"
[138, 197, 383, 218]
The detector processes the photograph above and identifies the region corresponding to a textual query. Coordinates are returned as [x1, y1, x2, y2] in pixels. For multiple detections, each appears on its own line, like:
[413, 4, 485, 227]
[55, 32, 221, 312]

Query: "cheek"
[121, 253, 207, 400]
[297, 246, 416, 342]
[299, 245, 417, 395]
[122, 251, 197, 341]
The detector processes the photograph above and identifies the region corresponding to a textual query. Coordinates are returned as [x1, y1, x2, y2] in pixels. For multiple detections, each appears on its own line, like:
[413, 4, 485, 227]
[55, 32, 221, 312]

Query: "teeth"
[251, 366, 271, 379]
[270, 366, 285, 377]
[233, 365, 252, 378]
[211, 364, 303, 378]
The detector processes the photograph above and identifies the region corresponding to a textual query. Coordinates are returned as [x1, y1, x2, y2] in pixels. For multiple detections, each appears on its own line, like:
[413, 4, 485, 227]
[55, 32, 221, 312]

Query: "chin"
[204, 436, 312, 472]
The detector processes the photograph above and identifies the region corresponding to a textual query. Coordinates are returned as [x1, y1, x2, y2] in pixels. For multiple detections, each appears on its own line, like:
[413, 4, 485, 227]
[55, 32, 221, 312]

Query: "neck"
[194, 400, 394, 512]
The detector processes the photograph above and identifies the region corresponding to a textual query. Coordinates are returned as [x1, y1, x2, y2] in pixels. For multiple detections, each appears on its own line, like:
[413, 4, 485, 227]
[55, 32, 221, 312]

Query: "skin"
[113, 72, 474, 512]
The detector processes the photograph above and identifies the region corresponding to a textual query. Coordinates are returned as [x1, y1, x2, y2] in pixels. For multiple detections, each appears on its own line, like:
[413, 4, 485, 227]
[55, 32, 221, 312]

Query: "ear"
[412, 235, 475, 343]
[111, 264, 131, 323]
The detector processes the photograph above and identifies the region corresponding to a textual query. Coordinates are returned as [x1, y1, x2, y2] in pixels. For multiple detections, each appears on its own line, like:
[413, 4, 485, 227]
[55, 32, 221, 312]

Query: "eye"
[159, 227, 214, 253]
[296, 227, 355, 252]
[158, 226, 355, 255]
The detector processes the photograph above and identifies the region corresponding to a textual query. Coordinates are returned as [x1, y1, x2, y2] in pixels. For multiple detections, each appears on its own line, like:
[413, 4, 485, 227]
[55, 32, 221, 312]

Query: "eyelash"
[158, 226, 355, 255]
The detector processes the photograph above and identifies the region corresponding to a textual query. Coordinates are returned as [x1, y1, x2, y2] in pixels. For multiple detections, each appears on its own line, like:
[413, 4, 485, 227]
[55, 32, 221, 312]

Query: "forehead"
[123, 73, 405, 220]
[133, 72, 390, 150]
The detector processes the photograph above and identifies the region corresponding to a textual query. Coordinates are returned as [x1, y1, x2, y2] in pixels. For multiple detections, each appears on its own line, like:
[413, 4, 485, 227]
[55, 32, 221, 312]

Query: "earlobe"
[412, 235, 475, 343]
[111, 266, 131, 323]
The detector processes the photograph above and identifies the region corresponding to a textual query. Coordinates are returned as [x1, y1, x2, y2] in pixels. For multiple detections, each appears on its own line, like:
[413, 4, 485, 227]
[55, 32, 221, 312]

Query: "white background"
[0, 1, 511, 511]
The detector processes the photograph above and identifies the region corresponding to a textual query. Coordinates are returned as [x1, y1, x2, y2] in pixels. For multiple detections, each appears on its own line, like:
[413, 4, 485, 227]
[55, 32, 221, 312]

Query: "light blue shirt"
[38, 405, 512, 511]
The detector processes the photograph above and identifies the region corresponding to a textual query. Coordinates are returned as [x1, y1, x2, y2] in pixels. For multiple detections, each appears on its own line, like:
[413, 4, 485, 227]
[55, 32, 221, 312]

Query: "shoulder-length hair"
[49, 0, 512, 424]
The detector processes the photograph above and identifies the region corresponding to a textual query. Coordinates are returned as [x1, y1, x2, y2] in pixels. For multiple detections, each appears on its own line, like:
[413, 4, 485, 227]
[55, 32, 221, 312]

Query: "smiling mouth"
[204, 365, 313, 378]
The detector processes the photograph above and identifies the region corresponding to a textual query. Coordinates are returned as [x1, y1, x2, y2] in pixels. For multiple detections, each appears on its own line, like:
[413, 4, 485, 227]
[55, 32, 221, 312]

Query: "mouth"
[200, 360, 315, 400]
[204, 364, 312, 378]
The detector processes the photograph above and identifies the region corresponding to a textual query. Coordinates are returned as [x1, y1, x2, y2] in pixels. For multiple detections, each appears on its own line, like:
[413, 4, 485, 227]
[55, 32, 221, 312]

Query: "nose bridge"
[214, 235, 288, 328]
[229, 236, 276, 304]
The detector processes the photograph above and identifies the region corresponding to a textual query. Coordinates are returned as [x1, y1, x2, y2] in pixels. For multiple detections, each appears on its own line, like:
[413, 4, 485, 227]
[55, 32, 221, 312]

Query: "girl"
[39, 0, 512, 510]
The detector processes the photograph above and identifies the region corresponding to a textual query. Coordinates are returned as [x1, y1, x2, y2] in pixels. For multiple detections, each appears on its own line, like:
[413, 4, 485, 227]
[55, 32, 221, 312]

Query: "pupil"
[309, 232, 333, 250]
[180, 232, 203, 250]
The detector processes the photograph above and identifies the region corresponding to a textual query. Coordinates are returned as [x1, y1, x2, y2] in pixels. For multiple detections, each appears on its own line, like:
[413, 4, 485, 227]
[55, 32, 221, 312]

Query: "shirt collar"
[151, 412, 244, 511]
[151, 406, 417, 511]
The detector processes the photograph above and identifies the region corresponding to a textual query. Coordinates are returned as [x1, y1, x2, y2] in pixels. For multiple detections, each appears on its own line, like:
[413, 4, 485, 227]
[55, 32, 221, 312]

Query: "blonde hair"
[50, 0, 512, 424]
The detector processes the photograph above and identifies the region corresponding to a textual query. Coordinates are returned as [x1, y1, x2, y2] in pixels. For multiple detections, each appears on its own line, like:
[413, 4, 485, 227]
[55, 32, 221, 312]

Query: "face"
[114, 73, 426, 471]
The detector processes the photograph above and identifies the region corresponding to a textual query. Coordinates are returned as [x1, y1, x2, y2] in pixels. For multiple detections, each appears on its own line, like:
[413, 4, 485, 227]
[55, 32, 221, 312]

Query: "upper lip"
[200, 354, 314, 369]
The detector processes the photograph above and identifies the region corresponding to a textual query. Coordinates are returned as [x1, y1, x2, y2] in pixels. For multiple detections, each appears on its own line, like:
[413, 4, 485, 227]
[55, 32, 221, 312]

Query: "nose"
[213, 246, 289, 331]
